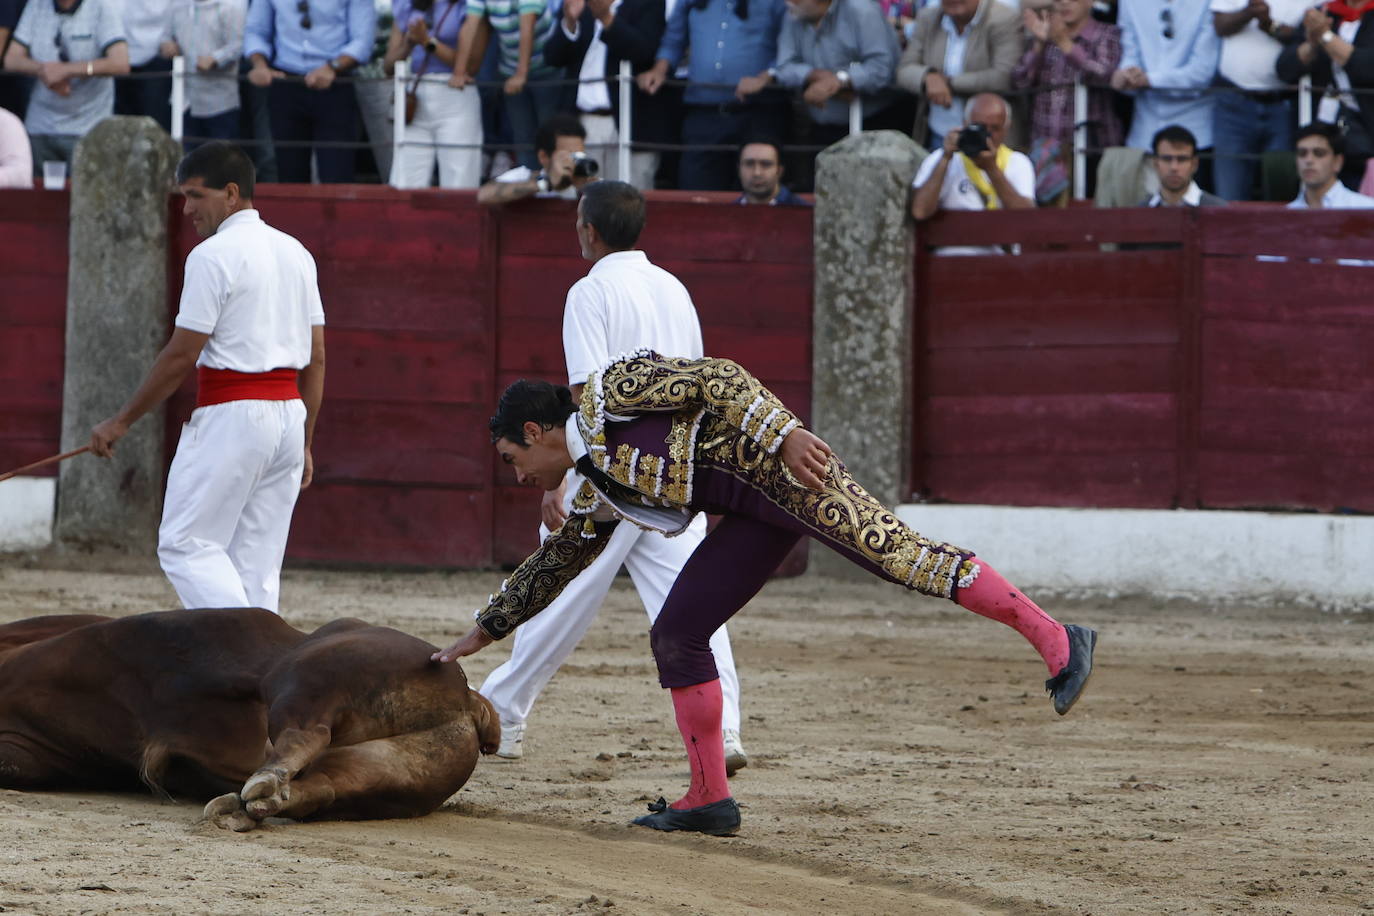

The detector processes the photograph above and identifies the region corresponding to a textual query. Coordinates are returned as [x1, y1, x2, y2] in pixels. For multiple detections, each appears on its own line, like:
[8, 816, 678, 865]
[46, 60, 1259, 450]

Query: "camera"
[571, 151, 600, 179]
[956, 123, 990, 159]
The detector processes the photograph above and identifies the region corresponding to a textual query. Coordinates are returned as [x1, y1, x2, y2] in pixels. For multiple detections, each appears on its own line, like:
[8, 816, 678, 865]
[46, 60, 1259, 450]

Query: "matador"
[435, 350, 1096, 836]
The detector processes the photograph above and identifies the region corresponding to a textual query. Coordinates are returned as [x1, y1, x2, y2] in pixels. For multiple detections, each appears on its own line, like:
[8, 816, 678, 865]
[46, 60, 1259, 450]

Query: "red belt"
[197, 367, 300, 408]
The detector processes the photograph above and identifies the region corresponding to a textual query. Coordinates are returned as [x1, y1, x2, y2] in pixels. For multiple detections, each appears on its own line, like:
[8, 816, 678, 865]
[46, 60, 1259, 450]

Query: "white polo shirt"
[176, 208, 326, 372]
[912, 148, 1036, 256]
[563, 249, 703, 386]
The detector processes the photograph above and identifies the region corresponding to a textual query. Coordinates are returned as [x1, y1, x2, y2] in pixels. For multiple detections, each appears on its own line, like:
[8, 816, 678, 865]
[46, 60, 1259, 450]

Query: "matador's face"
[495, 426, 572, 492]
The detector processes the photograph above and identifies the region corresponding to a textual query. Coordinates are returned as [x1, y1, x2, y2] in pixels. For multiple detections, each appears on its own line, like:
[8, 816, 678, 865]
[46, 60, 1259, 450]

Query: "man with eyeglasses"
[2, 0, 128, 172]
[1140, 124, 1226, 205]
[1288, 119, 1374, 208]
[1111, 0, 1221, 185]
[242, 0, 374, 182]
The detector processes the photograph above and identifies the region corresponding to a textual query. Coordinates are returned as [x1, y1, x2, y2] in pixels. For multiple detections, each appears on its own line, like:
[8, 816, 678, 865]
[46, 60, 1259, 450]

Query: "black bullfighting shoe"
[1045, 624, 1097, 716]
[632, 796, 741, 836]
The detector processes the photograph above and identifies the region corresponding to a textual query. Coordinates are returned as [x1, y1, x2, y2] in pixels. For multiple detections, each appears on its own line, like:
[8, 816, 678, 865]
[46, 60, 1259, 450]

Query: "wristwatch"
[835, 69, 851, 87]
[425, 38, 438, 53]
[535, 172, 551, 193]
[1321, 28, 1336, 44]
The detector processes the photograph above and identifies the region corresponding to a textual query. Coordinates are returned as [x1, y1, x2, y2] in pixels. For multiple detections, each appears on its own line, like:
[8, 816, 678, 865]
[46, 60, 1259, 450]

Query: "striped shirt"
[465, 0, 555, 78]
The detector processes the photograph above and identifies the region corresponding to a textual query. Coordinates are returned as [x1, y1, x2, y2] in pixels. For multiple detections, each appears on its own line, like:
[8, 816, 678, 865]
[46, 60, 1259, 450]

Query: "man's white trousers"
[158, 399, 306, 614]
[480, 510, 743, 732]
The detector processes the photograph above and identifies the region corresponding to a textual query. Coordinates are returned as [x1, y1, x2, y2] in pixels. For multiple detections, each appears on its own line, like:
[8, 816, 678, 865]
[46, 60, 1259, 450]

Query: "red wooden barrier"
[914, 206, 1374, 513]
[0, 190, 69, 476]
[82, 186, 810, 568]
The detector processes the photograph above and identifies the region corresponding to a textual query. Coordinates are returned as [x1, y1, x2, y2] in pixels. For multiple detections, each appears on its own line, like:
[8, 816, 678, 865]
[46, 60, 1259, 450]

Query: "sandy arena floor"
[0, 551, 1371, 916]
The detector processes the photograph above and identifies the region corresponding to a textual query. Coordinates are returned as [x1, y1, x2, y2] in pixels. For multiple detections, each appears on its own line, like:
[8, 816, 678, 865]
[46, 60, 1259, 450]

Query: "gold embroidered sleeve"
[597, 354, 802, 455]
[474, 517, 618, 640]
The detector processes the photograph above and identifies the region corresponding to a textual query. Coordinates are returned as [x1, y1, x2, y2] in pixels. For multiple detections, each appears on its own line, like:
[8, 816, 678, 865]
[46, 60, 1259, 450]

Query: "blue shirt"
[392, 0, 465, 75]
[243, 0, 375, 74]
[656, 0, 786, 106]
[1118, 0, 1220, 149]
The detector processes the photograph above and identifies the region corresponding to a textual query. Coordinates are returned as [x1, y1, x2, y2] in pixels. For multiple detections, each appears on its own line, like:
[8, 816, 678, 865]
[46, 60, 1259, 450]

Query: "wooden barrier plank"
[927, 297, 1180, 348]
[311, 401, 494, 487]
[926, 344, 1176, 396]
[0, 440, 64, 477]
[1201, 401, 1374, 455]
[1201, 258, 1374, 324]
[1198, 452, 1374, 512]
[1199, 208, 1374, 260]
[922, 452, 1178, 507]
[1203, 319, 1374, 394]
[925, 393, 1176, 455]
[288, 482, 492, 567]
[323, 328, 493, 403]
[925, 250, 1182, 306]
[921, 206, 1187, 247]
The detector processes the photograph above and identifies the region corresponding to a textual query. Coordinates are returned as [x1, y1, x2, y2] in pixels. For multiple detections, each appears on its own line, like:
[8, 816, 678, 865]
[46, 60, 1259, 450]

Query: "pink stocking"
[957, 558, 1070, 674]
[669, 679, 730, 810]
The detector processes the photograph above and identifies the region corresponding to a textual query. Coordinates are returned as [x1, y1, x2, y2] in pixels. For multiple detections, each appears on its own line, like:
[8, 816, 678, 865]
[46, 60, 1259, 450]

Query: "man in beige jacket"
[896, 0, 1021, 147]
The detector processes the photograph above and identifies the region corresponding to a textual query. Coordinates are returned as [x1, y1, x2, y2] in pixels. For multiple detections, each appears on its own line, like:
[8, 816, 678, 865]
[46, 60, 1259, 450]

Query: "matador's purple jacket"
[473, 351, 977, 640]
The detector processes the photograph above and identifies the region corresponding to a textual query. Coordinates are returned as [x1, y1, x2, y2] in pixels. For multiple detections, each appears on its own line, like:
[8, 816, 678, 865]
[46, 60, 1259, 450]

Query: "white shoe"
[495, 722, 525, 760]
[723, 728, 747, 776]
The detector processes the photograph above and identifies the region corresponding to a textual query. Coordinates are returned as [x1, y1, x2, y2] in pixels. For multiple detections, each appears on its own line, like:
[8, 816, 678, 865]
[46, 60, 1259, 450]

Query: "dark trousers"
[268, 77, 357, 183]
[790, 95, 914, 192]
[184, 109, 240, 150]
[677, 101, 788, 191]
[114, 57, 173, 132]
[0, 72, 32, 119]
[648, 453, 973, 688]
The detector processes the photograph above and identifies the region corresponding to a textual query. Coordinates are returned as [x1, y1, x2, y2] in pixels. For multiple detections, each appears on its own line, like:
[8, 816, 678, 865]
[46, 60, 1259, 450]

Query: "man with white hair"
[909, 91, 1034, 255]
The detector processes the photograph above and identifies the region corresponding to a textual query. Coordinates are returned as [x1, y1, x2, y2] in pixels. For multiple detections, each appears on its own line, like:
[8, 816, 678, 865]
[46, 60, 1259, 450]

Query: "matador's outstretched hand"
[781, 428, 833, 490]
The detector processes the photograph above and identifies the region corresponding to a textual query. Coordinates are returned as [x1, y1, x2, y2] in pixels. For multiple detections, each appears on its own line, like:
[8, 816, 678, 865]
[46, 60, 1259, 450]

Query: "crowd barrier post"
[391, 60, 409, 188]
[849, 94, 862, 136]
[170, 55, 186, 143]
[1299, 74, 1312, 126]
[616, 59, 632, 183]
[1073, 77, 1087, 200]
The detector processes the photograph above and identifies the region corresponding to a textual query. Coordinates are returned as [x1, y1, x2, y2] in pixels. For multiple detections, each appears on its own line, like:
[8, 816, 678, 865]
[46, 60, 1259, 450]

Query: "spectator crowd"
[1, 0, 1373, 206]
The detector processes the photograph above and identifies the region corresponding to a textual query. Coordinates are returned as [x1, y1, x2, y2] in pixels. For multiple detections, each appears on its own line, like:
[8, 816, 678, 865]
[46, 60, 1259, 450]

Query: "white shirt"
[1146, 180, 1204, 206]
[564, 1, 623, 114]
[911, 148, 1036, 255]
[1288, 181, 1374, 209]
[122, 0, 180, 66]
[563, 249, 703, 385]
[176, 209, 325, 372]
[1210, 0, 1308, 90]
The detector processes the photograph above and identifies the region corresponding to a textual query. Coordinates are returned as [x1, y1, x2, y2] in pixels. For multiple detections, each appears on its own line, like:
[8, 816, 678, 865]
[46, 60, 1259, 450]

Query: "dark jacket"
[1277, 10, 1374, 147]
[542, 0, 670, 145]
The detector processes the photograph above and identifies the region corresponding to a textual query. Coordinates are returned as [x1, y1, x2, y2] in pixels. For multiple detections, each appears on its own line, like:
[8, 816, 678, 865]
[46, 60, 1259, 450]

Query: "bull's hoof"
[241, 768, 291, 818]
[202, 793, 262, 832]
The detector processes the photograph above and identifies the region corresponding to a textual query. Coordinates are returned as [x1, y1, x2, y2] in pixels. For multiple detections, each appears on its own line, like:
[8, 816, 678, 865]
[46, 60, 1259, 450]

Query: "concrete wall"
[0, 479, 55, 551]
[897, 503, 1374, 610]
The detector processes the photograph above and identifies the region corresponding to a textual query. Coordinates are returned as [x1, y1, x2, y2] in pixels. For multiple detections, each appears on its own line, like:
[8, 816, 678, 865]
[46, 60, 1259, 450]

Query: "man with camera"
[478, 112, 601, 205]
[910, 92, 1034, 255]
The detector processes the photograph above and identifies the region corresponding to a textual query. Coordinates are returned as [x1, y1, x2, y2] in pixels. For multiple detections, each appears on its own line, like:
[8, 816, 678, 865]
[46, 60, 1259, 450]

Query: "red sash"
[196, 367, 300, 408]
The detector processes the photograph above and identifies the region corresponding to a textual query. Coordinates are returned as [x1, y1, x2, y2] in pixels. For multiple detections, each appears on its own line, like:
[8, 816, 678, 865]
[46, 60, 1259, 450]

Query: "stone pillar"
[811, 130, 929, 578]
[55, 116, 182, 553]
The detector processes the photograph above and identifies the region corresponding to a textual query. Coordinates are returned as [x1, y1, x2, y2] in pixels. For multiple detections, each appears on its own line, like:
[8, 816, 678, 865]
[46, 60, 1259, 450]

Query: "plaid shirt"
[1011, 19, 1124, 150]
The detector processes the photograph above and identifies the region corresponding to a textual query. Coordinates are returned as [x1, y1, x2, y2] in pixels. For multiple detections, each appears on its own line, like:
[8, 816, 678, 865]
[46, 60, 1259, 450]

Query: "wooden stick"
[0, 446, 92, 483]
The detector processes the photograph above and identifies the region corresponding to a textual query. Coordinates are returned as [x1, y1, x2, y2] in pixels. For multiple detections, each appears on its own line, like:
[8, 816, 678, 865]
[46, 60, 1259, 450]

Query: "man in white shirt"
[1141, 124, 1228, 206]
[479, 179, 749, 773]
[910, 92, 1034, 255]
[477, 112, 596, 205]
[1209, 0, 1308, 200]
[1288, 120, 1374, 209]
[90, 141, 326, 614]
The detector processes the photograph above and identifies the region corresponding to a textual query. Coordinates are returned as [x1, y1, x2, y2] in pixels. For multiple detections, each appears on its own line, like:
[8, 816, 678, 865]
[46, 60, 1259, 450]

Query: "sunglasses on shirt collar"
[297, 0, 311, 29]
